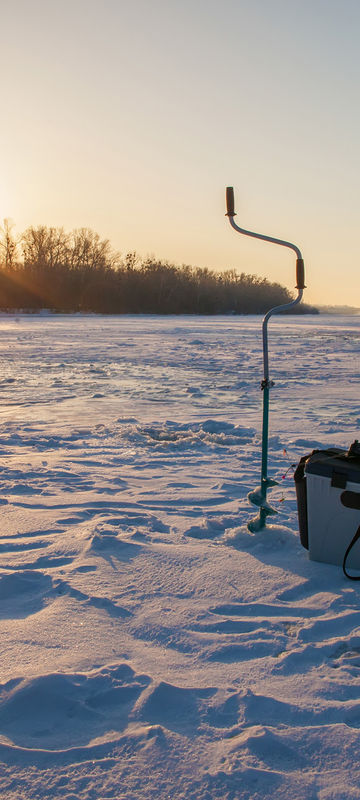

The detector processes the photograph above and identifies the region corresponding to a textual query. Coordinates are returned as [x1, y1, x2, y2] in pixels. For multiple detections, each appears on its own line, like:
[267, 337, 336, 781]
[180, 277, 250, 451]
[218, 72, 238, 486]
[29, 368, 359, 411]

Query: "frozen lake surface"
[0, 313, 359, 799]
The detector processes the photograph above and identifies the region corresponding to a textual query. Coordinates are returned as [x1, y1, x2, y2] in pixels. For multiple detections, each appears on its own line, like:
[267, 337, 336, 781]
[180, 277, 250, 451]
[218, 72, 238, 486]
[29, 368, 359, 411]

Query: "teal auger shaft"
[260, 383, 270, 522]
[225, 186, 305, 531]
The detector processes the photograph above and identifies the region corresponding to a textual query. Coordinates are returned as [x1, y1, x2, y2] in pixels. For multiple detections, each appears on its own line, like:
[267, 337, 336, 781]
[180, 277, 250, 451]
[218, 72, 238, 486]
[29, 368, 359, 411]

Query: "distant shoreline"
[0, 304, 359, 317]
[316, 305, 360, 316]
[0, 307, 320, 317]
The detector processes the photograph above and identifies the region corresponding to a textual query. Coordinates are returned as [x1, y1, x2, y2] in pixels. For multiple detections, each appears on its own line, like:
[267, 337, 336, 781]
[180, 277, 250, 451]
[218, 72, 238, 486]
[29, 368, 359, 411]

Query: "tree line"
[0, 221, 317, 315]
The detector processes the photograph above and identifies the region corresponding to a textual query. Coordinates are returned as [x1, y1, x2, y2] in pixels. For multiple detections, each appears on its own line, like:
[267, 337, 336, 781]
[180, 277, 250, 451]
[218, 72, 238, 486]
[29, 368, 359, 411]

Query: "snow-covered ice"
[0, 312, 359, 799]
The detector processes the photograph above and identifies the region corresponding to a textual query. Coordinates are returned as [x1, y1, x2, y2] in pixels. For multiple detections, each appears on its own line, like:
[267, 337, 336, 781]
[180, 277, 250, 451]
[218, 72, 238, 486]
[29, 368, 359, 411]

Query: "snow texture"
[0, 312, 359, 799]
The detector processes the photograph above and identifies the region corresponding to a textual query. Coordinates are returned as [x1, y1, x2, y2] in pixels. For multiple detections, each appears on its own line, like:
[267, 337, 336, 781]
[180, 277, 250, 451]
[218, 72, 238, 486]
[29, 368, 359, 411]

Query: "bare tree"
[21, 226, 70, 268]
[69, 228, 121, 271]
[0, 219, 18, 268]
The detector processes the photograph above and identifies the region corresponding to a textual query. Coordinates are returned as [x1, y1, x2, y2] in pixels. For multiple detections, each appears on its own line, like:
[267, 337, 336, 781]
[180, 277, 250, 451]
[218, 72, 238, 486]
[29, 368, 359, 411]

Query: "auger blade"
[263, 504, 278, 516]
[247, 487, 264, 507]
[265, 477, 279, 487]
[248, 489, 278, 513]
[248, 515, 265, 533]
[247, 504, 278, 532]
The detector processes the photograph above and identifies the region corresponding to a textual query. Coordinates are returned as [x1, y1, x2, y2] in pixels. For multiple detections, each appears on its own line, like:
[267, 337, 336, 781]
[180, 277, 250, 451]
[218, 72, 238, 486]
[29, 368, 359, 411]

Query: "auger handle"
[225, 185, 306, 289]
[226, 186, 235, 217]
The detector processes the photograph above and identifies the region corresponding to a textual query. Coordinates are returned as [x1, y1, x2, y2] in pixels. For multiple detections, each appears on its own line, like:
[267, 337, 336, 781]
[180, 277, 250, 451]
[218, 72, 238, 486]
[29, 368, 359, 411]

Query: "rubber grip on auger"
[226, 187, 235, 216]
[296, 258, 305, 289]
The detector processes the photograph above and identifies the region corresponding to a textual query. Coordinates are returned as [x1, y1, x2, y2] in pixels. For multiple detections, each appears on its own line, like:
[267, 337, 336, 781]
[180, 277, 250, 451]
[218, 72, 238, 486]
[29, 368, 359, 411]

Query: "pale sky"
[1, 0, 359, 306]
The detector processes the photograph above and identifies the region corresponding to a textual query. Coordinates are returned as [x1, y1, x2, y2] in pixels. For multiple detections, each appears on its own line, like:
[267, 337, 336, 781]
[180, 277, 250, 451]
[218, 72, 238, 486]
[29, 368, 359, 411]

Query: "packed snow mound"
[134, 419, 255, 450]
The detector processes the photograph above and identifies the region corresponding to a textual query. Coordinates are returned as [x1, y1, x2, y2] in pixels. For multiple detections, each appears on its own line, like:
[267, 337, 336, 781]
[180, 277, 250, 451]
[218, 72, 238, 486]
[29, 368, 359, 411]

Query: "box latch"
[331, 470, 347, 489]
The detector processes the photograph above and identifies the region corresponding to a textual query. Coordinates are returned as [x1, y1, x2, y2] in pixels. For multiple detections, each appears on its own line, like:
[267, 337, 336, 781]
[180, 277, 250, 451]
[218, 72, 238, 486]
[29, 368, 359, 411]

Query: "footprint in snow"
[0, 663, 150, 751]
[87, 532, 142, 563]
[0, 571, 53, 619]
